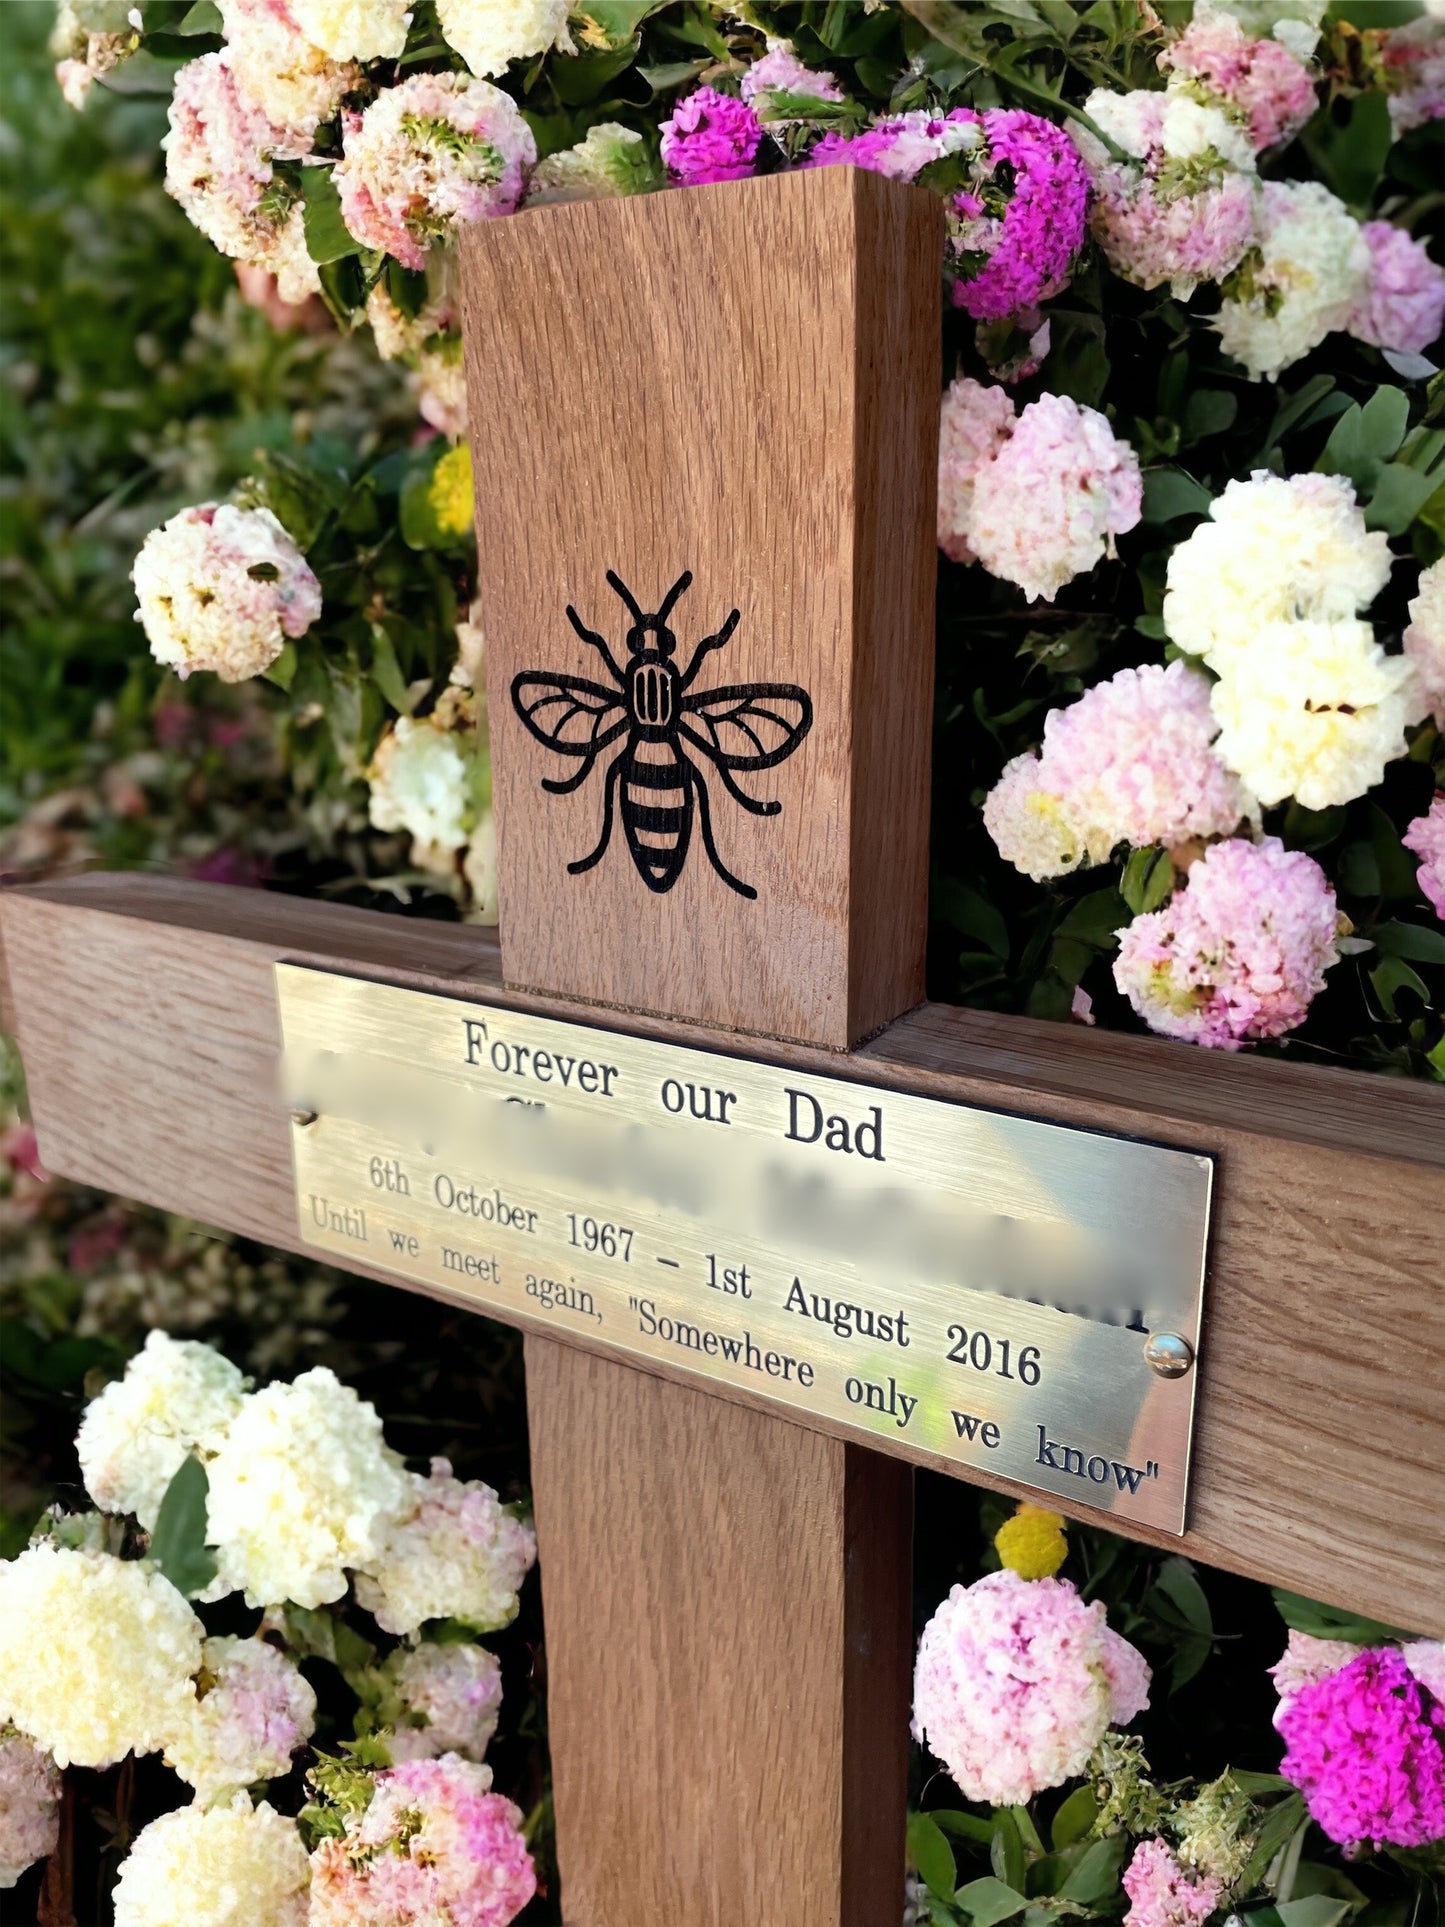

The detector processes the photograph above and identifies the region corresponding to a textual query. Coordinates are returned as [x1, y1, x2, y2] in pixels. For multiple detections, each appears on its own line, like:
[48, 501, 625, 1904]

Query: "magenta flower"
[1277, 1645, 1445, 1848]
[659, 87, 762, 185]
[949, 109, 1090, 325]
[1347, 220, 1445, 356]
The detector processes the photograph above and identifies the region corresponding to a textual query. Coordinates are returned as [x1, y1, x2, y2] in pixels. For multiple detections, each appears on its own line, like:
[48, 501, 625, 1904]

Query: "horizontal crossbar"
[2, 872, 1441, 1632]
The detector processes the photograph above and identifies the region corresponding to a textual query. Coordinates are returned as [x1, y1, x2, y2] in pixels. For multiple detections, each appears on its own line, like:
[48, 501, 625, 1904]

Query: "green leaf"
[1181, 389, 1236, 444]
[1239, 1794, 1306, 1891]
[302, 169, 361, 266]
[1231, 1769, 1292, 1794]
[955, 1876, 1028, 1926]
[1056, 887, 1129, 947]
[1366, 461, 1442, 534]
[1371, 954, 1431, 1019]
[369, 627, 413, 716]
[1265, 373, 1336, 453]
[1059, 1834, 1127, 1904]
[550, 42, 640, 103]
[990, 1812, 1026, 1894]
[1318, 387, 1409, 495]
[1141, 467, 1213, 525]
[1374, 920, 1445, 965]
[148, 1455, 218, 1598]
[1297, 89, 1392, 213]
[1271, 1588, 1413, 1644]
[262, 641, 298, 691]
[1120, 847, 1173, 916]
[1153, 1556, 1212, 1635]
[909, 1812, 959, 1906]
[935, 877, 1010, 959]
[933, 1811, 997, 1845]
[1273, 1900, 1353, 1927]
[570, 0, 665, 47]
[177, 0, 224, 29]
[1049, 1786, 1097, 1851]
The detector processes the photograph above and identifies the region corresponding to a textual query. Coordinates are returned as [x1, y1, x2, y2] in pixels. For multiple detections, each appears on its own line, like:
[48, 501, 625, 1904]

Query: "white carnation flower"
[206, 1368, 411, 1609]
[1163, 472, 1391, 672]
[0, 1732, 62, 1889]
[437, 0, 568, 77]
[384, 1640, 503, 1760]
[113, 1797, 309, 1927]
[414, 338, 468, 440]
[218, 0, 357, 151]
[368, 711, 474, 855]
[525, 121, 655, 205]
[163, 1637, 317, 1802]
[0, 1548, 203, 1769]
[132, 502, 322, 684]
[463, 812, 499, 923]
[289, 0, 409, 61]
[1211, 617, 1416, 808]
[163, 53, 321, 303]
[77, 1331, 247, 1530]
[982, 752, 1087, 881]
[1217, 180, 1370, 380]
[1405, 556, 1445, 729]
[355, 1458, 536, 1637]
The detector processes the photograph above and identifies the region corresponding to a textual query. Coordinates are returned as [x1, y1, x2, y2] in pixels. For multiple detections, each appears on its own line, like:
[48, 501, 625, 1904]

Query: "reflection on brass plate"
[277, 965, 1212, 1533]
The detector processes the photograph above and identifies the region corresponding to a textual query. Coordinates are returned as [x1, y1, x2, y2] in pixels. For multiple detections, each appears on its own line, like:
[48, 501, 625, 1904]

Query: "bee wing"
[680, 683, 813, 771]
[511, 673, 627, 757]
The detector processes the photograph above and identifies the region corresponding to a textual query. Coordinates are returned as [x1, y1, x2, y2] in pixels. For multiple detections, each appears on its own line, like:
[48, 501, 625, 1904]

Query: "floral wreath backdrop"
[1, 0, 1444, 1922]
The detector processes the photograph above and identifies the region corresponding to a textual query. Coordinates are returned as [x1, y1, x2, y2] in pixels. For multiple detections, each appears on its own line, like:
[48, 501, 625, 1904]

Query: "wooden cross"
[2, 167, 1443, 1927]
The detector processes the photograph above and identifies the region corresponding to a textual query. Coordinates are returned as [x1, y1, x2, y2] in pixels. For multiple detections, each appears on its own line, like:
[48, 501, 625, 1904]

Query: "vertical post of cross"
[461, 164, 944, 1924]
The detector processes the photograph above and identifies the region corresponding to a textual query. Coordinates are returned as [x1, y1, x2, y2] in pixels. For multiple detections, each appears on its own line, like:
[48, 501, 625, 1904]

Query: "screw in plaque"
[510, 570, 813, 900]
[1143, 1332, 1194, 1378]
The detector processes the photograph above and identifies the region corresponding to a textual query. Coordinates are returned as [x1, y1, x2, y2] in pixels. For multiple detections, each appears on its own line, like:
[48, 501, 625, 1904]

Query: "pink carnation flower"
[1072, 89, 1256, 295]
[1019, 661, 1252, 869]
[1278, 1646, 1445, 1849]
[308, 1753, 536, 1927]
[807, 105, 983, 181]
[164, 52, 318, 302]
[1380, 18, 1445, 139]
[0, 1732, 61, 1889]
[1160, 13, 1317, 152]
[1122, 1838, 1223, 1927]
[949, 109, 1090, 325]
[1347, 221, 1445, 355]
[739, 41, 844, 114]
[336, 72, 535, 270]
[937, 376, 1017, 564]
[1113, 836, 1338, 1050]
[1406, 558, 1444, 728]
[1403, 795, 1445, 922]
[912, 1570, 1150, 1807]
[659, 87, 762, 185]
[1270, 1630, 1356, 1726]
[968, 393, 1142, 602]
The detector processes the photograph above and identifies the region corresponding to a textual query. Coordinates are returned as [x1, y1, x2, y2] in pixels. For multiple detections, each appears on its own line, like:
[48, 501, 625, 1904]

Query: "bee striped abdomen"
[621, 741, 690, 892]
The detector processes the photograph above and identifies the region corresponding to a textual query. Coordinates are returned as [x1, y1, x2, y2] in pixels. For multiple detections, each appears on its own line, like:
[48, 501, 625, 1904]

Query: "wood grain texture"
[2, 873, 1443, 1633]
[526, 1338, 911, 1927]
[460, 167, 944, 1050]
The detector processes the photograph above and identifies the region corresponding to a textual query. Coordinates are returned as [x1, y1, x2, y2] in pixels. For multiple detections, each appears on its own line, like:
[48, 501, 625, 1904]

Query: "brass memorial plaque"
[277, 966, 1213, 1533]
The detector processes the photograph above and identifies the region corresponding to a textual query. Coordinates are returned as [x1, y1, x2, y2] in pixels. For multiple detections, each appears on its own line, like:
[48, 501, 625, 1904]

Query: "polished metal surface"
[277, 965, 1213, 1532]
[1143, 1332, 1196, 1379]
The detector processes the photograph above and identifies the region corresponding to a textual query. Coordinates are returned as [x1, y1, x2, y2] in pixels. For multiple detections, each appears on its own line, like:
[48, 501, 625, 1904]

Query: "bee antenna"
[605, 571, 645, 627]
[656, 571, 693, 626]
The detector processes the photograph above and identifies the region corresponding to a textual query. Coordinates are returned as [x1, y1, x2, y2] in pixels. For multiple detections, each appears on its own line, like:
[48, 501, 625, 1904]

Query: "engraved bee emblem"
[511, 571, 813, 901]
